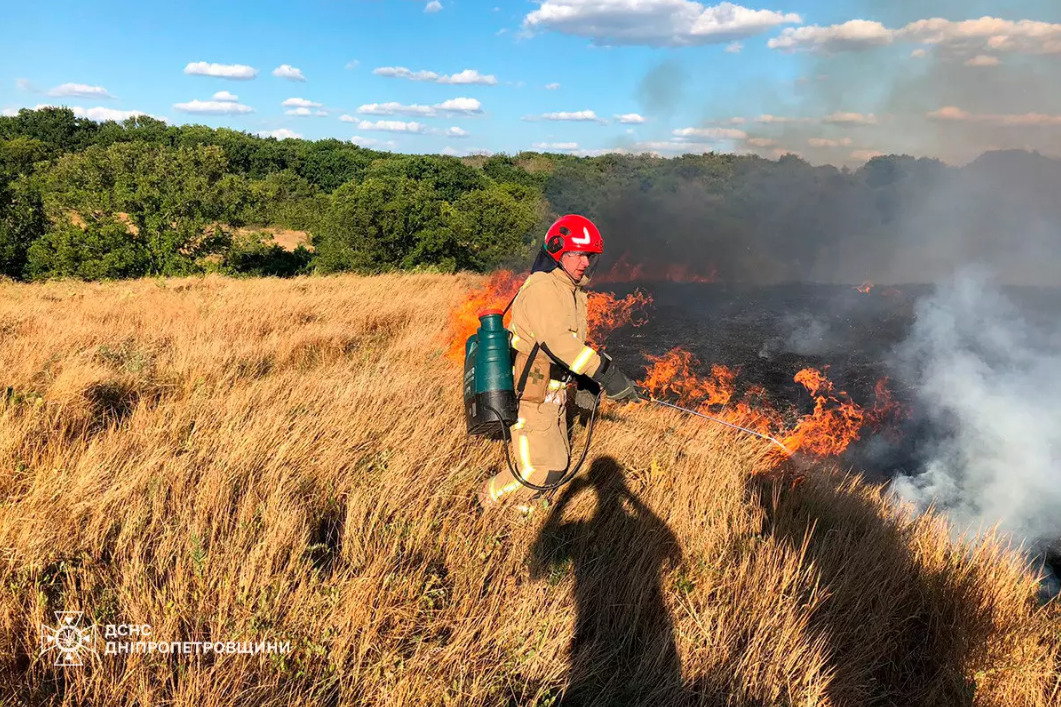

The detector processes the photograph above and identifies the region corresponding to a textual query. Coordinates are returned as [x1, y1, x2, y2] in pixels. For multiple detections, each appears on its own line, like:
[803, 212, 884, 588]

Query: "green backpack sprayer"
[463, 308, 604, 493]
[463, 310, 794, 496]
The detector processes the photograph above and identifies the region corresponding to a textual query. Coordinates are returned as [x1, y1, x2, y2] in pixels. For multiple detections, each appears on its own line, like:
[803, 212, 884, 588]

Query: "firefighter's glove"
[594, 360, 642, 403]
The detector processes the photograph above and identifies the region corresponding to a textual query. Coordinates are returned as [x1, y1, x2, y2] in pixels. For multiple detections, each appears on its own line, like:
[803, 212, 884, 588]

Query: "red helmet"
[544, 214, 603, 262]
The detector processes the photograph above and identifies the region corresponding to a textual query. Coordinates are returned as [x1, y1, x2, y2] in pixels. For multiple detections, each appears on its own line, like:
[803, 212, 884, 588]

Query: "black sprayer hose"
[485, 388, 603, 493]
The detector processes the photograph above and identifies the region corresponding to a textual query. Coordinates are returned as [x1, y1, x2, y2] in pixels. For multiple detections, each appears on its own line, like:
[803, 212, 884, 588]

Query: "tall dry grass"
[0, 273, 1057, 706]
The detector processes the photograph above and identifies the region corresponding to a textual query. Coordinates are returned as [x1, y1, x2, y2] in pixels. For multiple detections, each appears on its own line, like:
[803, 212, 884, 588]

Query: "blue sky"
[3, 0, 1061, 165]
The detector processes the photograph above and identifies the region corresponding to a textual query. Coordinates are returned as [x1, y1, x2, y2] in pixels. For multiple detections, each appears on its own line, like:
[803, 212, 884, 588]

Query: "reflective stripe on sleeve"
[570, 346, 596, 374]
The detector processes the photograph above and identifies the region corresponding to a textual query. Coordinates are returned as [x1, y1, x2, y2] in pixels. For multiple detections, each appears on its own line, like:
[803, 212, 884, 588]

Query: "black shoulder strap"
[502, 290, 517, 316]
[515, 342, 541, 397]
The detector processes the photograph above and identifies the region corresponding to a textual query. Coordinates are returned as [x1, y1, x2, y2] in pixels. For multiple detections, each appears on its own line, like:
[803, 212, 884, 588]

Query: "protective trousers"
[482, 394, 570, 507]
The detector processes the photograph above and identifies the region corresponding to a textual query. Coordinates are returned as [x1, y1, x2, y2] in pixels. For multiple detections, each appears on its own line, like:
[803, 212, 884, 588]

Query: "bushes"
[313, 178, 544, 274]
[0, 178, 46, 279]
[221, 232, 314, 278]
[26, 217, 150, 280]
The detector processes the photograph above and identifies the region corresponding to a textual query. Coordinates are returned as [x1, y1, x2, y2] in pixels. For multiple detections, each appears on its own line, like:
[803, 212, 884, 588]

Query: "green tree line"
[2, 107, 1059, 283]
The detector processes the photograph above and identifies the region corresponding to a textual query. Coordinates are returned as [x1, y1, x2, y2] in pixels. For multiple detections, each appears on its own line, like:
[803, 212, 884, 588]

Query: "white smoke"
[890, 270, 1061, 592]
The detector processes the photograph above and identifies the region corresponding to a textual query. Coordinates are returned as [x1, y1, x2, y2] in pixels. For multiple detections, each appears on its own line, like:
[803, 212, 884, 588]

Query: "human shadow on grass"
[526, 456, 684, 706]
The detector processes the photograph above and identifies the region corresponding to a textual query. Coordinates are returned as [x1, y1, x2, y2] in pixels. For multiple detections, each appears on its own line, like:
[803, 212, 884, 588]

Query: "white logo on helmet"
[572, 226, 592, 245]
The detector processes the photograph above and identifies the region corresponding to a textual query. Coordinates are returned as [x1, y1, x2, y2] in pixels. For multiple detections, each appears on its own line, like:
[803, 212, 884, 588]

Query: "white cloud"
[1, 108, 17, 117]
[927, 106, 972, 121]
[212, 90, 239, 102]
[545, 82, 561, 90]
[357, 102, 433, 117]
[725, 41, 743, 53]
[617, 113, 646, 124]
[438, 69, 498, 85]
[769, 20, 893, 52]
[339, 114, 357, 123]
[442, 146, 494, 156]
[823, 111, 877, 126]
[532, 141, 580, 150]
[631, 139, 720, 153]
[526, 110, 604, 123]
[173, 99, 254, 114]
[902, 17, 1061, 55]
[425, 1, 442, 12]
[745, 137, 776, 147]
[373, 66, 498, 85]
[273, 64, 306, 81]
[375, 66, 439, 81]
[756, 114, 814, 124]
[184, 62, 258, 80]
[346, 59, 360, 70]
[808, 137, 854, 148]
[850, 149, 884, 162]
[282, 97, 323, 108]
[673, 126, 747, 139]
[282, 107, 327, 117]
[356, 97, 482, 117]
[523, 0, 802, 47]
[258, 128, 303, 139]
[436, 97, 483, 113]
[356, 119, 426, 133]
[444, 126, 469, 137]
[911, 48, 928, 58]
[769, 17, 1061, 56]
[352, 135, 398, 148]
[927, 106, 1061, 126]
[964, 54, 1000, 66]
[47, 83, 114, 99]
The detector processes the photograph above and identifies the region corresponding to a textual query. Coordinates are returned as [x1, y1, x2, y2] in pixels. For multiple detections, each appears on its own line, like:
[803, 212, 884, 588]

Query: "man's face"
[560, 251, 592, 280]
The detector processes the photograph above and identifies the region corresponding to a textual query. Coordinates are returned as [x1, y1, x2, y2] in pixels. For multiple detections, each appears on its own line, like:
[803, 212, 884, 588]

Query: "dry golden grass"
[0, 273, 1058, 706]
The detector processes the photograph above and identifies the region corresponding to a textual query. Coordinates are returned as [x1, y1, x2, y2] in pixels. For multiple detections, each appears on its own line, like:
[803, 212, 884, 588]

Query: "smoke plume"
[890, 270, 1061, 590]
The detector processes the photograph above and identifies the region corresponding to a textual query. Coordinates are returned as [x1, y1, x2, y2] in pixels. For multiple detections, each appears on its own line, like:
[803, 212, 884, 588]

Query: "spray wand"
[642, 394, 794, 455]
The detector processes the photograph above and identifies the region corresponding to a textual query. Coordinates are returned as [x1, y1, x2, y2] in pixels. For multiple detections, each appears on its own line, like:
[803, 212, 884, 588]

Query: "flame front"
[856, 281, 874, 294]
[596, 253, 717, 284]
[449, 271, 652, 361]
[447, 270, 523, 362]
[638, 348, 906, 468]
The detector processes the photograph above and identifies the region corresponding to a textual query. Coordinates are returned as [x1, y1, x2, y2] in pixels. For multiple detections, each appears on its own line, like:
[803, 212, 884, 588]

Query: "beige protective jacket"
[509, 266, 602, 397]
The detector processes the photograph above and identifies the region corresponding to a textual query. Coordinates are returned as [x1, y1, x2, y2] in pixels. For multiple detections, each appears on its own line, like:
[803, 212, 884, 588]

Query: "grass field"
[1, 273, 1058, 706]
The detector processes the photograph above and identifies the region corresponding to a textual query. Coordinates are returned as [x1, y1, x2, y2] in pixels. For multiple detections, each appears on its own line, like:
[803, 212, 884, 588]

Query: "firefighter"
[479, 214, 641, 510]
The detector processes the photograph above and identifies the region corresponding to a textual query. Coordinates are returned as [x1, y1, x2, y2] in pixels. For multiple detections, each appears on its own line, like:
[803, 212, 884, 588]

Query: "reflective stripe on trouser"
[485, 397, 570, 504]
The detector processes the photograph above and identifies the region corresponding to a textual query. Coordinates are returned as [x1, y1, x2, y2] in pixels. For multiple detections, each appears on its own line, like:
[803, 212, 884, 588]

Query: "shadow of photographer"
[528, 456, 683, 706]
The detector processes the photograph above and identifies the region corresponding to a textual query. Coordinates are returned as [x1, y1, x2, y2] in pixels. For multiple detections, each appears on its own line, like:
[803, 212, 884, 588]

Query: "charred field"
[600, 281, 1061, 583]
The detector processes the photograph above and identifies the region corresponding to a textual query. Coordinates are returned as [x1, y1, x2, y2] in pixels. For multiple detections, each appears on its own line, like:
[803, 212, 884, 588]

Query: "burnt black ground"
[600, 282, 930, 480]
[598, 282, 1061, 593]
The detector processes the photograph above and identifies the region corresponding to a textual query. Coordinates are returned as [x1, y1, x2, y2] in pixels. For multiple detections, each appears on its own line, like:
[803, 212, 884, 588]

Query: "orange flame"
[640, 349, 736, 408]
[448, 271, 653, 361]
[782, 368, 866, 457]
[596, 253, 717, 284]
[639, 348, 908, 467]
[587, 290, 652, 347]
[447, 270, 523, 362]
[856, 281, 873, 294]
